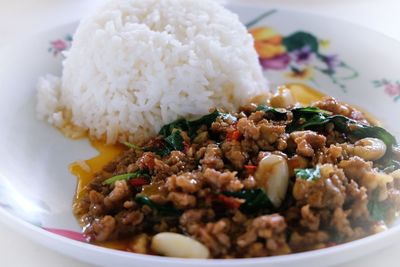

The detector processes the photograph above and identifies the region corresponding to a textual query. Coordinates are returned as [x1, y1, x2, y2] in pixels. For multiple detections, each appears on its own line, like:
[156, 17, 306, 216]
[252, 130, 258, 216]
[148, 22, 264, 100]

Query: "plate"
[0, 2, 400, 267]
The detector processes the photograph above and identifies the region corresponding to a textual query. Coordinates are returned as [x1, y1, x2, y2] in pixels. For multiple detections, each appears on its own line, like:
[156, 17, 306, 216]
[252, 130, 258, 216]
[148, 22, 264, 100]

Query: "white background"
[1, 0, 400, 266]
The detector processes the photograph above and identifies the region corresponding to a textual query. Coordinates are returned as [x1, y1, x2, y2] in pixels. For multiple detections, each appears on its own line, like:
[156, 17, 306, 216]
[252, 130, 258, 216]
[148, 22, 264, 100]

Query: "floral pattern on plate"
[43, 228, 86, 242]
[247, 11, 359, 91]
[373, 79, 400, 102]
[48, 34, 73, 57]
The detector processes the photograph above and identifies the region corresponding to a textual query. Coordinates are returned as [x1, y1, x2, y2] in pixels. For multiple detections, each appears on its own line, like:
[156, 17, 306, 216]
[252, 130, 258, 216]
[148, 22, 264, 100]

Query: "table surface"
[1, 0, 400, 266]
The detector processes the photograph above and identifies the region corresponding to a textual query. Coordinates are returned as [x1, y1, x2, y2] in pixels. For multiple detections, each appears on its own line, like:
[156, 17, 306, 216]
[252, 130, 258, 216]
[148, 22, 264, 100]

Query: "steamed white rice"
[36, 0, 268, 144]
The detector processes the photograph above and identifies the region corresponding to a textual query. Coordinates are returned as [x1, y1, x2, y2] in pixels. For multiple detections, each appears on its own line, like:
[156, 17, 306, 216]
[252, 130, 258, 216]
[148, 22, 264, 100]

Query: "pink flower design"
[43, 227, 87, 242]
[51, 40, 67, 51]
[48, 35, 72, 57]
[373, 79, 400, 102]
[384, 84, 400, 97]
[259, 54, 291, 70]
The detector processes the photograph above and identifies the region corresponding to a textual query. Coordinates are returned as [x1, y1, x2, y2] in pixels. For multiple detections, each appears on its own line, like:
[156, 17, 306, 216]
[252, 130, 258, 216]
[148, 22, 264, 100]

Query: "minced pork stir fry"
[74, 96, 400, 258]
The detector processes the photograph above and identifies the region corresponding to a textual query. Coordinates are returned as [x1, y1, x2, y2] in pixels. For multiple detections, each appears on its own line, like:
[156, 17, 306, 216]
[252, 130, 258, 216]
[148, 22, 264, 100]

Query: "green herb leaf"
[287, 107, 397, 148]
[187, 110, 221, 137]
[283, 31, 319, 53]
[286, 107, 331, 132]
[294, 167, 321, 181]
[352, 125, 397, 148]
[103, 170, 150, 185]
[159, 118, 189, 137]
[159, 110, 222, 139]
[223, 189, 274, 214]
[153, 110, 224, 156]
[165, 130, 184, 151]
[135, 195, 182, 216]
[367, 190, 390, 221]
[256, 105, 288, 120]
[122, 142, 142, 151]
[151, 130, 184, 157]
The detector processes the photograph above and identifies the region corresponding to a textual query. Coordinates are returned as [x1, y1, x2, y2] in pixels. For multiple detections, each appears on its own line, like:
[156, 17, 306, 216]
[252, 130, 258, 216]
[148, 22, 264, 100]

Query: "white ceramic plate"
[0, 2, 400, 267]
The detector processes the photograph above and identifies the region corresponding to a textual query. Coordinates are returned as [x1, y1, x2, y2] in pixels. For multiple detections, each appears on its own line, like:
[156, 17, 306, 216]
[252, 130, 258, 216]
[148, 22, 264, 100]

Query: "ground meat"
[180, 209, 215, 230]
[104, 180, 130, 209]
[290, 231, 330, 251]
[331, 208, 355, 238]
[339, 157, 393, 200]
[319, 144, 343, 164]
[88, 190, 106, 216]
[313, 97, 367, 123]
[300, 205, 320, 231]
[202, 168, 243, 192]
[167, 192, 196, 209]
[221, 140, 247, 169]
[166, 172, 202, 193]
[200, 144, 224, 170]
[293, 164, 347, 209]
[290, 131, 327, 157]
[237, 214, 290, 257]
[121, 211, 144, 226]
[74, 99, 400, 258]
[257, 123, 286, 150]
[346, 180, 369, 219]
[195, 219, 232, 257]
[237, 117, 260, 139]
[165, 151, 190, 173]
[85, 215, 116, 242]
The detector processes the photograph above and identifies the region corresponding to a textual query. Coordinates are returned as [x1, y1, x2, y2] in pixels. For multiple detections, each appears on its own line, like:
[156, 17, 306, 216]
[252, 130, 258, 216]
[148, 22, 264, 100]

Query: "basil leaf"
[187, 110, 221, 137]
[159, 110, 221, 138]
[294, 167, 321, 181]
[223, 189, 274, 214]
[165, 130, 184, 151]
[256, 105, 288, 120]
[122, 142, 142, 151]
[351, 125, 397, 148]
[103, 170, 150, 185]
[286, 107, 331, 132]
[367, 190, 390, 221]
[135, 195, 182, 216]
[159, 118, 189, 137]
[287, 107, 397, 148]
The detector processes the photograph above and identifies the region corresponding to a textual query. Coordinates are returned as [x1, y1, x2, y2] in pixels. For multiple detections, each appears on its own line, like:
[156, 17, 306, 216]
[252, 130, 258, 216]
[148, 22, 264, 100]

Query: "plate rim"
[1, 2, 400, 265]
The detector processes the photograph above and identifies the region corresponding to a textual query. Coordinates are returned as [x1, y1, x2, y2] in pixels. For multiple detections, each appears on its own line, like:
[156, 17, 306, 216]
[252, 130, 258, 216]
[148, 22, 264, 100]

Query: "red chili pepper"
[244, 165, 257, 175]
[217, 195, 243, 209]
[226, 130, 241, 141]
[130, 178, 149, 187]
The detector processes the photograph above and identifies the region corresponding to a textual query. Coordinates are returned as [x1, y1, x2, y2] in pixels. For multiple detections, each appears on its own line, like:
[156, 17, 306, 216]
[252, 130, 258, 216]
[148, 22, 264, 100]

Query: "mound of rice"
[36, 0, 268, 144]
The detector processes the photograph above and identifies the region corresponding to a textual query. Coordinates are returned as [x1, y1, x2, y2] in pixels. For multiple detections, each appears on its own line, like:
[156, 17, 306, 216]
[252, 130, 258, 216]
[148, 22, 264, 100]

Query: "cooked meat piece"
[200, 144, 224, 170]
[290, 131, 326, 158]
[202, 168, 243, 192]
[104, 180, 130, 209]
[237, 214, 290, 257]
[293, 164, 346, 209]
[166, 172, 203, 193]
[313, 97, 367, 123]
[85, 215, 116, 242]
[221, 140, 247, 169]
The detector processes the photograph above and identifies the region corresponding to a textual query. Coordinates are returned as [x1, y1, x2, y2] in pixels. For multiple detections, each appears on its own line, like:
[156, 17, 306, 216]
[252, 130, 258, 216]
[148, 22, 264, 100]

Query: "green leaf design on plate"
[283, 31, 319, 53]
